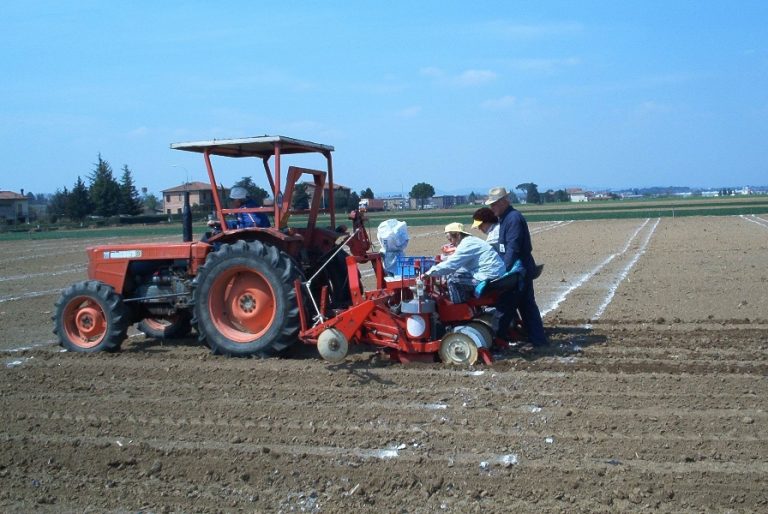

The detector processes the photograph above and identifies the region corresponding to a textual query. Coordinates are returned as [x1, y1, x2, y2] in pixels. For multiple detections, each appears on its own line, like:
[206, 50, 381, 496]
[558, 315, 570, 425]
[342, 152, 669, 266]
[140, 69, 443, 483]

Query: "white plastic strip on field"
[589, 218, 660, 321]
[530, 220, 573, 234]
[0, 265, 87, 283]
[0, 289, 62, 303]
[740, 214, 768, 229]
[0, 235, 178, 263]
[540, 219, 652, 318]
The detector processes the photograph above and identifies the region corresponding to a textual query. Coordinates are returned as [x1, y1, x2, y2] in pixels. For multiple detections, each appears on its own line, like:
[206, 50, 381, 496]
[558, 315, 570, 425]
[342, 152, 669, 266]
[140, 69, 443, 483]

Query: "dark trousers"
[494, 278, 547, 345]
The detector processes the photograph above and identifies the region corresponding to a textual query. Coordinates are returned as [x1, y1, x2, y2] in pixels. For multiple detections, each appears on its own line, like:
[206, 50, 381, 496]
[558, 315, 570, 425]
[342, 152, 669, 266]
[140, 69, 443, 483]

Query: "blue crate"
[396, 256, 436, 277]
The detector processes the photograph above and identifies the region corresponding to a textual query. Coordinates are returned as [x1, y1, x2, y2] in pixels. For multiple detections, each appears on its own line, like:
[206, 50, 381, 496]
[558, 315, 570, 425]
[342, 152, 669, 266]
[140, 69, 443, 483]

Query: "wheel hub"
[75, 306, 105, 339]
[238, 293, 257, 313]
[208, 267, 277, 342]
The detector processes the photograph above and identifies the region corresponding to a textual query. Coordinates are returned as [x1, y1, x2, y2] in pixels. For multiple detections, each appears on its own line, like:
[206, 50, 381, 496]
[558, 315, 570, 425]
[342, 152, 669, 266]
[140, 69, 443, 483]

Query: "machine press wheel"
[439, 332, 479, 365]
[317, 328, 349, 363]
[465, 321, 494, 349]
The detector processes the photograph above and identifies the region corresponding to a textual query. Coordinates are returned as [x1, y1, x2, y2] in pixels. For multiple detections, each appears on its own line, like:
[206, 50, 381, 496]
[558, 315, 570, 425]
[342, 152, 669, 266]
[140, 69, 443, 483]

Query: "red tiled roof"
[161, 182, 221, 193]
[0, 191, 27, 200]
[301, 181, 350, 190]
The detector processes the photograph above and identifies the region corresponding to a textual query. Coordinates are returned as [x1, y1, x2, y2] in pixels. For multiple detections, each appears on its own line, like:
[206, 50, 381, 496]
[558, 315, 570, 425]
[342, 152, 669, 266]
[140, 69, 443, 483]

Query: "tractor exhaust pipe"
[182, 191, 192, 242]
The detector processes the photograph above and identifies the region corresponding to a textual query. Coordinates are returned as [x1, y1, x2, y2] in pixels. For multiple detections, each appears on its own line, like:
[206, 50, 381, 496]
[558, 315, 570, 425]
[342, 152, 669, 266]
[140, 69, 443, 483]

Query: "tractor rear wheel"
[53, 280, 129, 352]
[193, 240, 302, 357]
[138, 311, 192, 339]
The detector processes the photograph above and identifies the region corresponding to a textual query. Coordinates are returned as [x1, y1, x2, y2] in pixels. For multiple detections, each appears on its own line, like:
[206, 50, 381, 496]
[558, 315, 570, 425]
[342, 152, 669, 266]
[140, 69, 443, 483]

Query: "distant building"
[567, 188, 588, 202]
[431, 195, 462, 209]
[383, 196, 406, 210]
[162, 182, 222, 215]
[301, 181, 352, 209]
[0, 190, 29, 224]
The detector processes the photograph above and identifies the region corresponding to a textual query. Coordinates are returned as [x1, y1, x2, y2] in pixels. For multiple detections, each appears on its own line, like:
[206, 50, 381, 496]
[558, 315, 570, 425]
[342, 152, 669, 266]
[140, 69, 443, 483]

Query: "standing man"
[486, 187, 548, 346]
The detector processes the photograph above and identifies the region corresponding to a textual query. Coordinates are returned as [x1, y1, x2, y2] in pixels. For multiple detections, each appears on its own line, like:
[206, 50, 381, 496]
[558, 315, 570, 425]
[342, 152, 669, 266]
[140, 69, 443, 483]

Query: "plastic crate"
[396, 256, 436, 278]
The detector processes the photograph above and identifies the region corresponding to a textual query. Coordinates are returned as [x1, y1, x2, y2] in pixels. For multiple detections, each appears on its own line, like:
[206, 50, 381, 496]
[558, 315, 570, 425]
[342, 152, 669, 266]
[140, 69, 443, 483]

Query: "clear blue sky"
[2, 1, 767, 198]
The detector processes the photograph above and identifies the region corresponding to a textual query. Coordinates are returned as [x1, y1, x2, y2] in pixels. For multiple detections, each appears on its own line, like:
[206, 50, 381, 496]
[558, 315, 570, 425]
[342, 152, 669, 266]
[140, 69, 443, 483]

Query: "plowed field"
[1, 215, 767, 512]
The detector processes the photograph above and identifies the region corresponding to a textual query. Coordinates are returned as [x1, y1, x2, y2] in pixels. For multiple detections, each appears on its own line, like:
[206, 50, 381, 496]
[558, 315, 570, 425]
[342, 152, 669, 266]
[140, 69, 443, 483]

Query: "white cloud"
[395, 106, 422, 118]
[421, 67, 496, 87]
[508, 57, 580, 73]
[127, 126, 148, 138]
[454, 69, 497, 86]
[420, 67, 445, 79]
[481, 21, 584, 39]
[482, 96, 517, 110]
[632, 101, 671, 117]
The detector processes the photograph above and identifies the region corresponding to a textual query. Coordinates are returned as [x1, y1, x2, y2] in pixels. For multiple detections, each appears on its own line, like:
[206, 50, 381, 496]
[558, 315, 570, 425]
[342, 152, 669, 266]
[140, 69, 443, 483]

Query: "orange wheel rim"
[208, 266, 276, 343]
[62, 296, 107, 348]
[143, 318, 173, 330]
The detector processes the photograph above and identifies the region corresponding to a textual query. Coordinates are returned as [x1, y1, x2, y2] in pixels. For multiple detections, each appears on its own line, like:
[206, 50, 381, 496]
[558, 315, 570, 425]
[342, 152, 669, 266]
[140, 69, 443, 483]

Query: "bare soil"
[1, 216, 767, 513]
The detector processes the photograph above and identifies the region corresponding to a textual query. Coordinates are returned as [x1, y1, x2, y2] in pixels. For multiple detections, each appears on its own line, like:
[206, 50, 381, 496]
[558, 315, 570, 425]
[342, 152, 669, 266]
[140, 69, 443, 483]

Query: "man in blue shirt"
[227, 186, 269, 229]
[486, 187, 547, 345]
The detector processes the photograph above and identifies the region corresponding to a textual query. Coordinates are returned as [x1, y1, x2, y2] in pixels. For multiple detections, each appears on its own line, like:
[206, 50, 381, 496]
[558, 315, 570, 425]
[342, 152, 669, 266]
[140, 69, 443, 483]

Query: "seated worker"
[425, 222, 506, 303]
[471, 207, 500, 252]
[208, 186, 270, 231]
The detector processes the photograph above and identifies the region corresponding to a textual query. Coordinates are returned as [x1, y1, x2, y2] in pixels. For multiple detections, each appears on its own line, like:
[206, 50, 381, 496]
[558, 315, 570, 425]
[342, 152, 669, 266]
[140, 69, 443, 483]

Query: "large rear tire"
[53, 280, 129, 352]
[193, 240, 302, 357]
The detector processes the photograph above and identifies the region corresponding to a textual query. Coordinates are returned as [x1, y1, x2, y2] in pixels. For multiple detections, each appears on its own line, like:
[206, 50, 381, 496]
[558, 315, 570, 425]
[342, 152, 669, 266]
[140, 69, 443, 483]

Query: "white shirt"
[486, 223, 500, 251]
[428, 235, 506, 282]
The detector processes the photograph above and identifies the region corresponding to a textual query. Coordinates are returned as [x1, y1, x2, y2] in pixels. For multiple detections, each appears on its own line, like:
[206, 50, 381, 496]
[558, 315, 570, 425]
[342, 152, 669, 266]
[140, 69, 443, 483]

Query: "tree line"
[47, 155, 145, 222]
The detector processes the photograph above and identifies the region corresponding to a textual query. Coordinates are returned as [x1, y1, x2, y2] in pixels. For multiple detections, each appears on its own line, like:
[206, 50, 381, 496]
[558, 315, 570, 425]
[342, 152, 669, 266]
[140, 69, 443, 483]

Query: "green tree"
[67, 176, 92, 221]
[89, 154, 121, 216]
[143, 193, 161, 212]
[360, 187, 374, 199]
[119, 165, 143, 215]
[291, 183, 310, 210]
[516, 182, 541, 204]
[409, 182, 435, 209]
[468, 191, 476, 204]
[49, 187, 70, 222]
[335, 188, 349, 211]
[554, 189, 569, 202]
[348, 191, 360, 211]
[233, 176, 269, 205]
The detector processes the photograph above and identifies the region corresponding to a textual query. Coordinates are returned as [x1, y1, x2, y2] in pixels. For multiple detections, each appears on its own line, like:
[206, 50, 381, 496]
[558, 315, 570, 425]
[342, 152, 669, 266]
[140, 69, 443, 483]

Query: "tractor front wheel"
[193, 240, 302, 357]
[53, 280, 129, 352]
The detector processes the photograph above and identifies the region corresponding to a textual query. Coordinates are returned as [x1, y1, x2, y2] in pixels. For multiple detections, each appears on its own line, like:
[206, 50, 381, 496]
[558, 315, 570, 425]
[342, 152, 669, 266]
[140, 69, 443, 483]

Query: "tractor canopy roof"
[170, 135, 334, 159]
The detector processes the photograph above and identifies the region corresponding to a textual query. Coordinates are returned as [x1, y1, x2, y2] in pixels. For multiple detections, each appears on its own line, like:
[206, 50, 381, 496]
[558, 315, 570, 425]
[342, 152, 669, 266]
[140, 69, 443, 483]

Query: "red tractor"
[54, 136, 364, 357]
[54, 135, 520, 364]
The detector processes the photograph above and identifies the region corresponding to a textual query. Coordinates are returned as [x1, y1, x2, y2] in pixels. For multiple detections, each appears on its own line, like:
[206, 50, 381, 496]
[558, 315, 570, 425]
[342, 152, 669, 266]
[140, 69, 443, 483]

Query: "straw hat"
[444, 222, 471, 235]
[484, 186, 509, 205]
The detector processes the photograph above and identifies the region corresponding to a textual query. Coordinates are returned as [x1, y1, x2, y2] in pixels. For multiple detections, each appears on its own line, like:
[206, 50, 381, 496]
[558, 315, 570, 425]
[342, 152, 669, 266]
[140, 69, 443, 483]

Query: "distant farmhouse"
[162, 182, 222, 215]
[0, 190, 29, 224]
[567, 188, 588, 202]
[301, 181, 352, 209]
